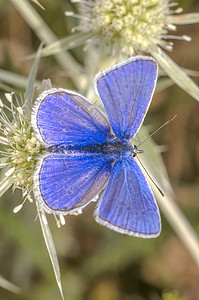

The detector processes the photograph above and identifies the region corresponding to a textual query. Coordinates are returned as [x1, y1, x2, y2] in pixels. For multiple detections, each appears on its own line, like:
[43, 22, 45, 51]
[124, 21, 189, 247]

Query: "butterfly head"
[131, 144, 143, 158]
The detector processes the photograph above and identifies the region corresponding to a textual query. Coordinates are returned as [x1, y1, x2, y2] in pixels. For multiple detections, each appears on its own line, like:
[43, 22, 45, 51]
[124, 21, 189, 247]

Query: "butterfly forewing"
[94, 56, 158, 140]
[95, 157, 161, 237]
[32, 88, 110, 147]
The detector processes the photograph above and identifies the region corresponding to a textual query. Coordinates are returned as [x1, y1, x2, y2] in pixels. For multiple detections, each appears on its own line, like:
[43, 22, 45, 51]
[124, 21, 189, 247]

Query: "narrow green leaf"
[0, 69, 41, 92]
[35, 198, 64, 300]
[0, 69, 41, 89]
[25, 31, 93, 59]
[0, 70, 27, 88]
[168, 13, 199, 24]
[0, 168, 13, 198]
[152, 47, 199, 101]
[0, 177, 13, 198]
[158, 66, 199, 78]
[25, 44, 42, 110]
[31, 0, 45, 10]
[0, 275, 21, 294]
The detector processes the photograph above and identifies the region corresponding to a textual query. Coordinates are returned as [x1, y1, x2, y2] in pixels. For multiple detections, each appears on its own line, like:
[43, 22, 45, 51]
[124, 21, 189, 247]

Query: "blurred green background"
[0, 0, 199, 299]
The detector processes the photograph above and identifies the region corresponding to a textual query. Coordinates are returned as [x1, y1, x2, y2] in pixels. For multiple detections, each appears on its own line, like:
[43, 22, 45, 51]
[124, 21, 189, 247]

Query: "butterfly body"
[32, 56, 161, 238]
[47, 134, 135, 165]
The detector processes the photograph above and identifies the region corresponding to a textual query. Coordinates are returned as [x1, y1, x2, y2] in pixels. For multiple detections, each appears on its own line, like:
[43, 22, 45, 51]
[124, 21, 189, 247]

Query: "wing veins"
[52, 94, 109, 136]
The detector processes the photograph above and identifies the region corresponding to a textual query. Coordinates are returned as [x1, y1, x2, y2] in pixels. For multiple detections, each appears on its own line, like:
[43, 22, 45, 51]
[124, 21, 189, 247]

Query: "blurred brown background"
[0, 0, 199, 299]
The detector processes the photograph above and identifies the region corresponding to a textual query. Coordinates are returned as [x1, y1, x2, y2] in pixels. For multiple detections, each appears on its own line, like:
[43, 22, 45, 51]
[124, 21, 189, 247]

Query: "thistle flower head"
[66, 0, 199, 101]
[71, 0, 186, 56]
[0, 92, 44, 203]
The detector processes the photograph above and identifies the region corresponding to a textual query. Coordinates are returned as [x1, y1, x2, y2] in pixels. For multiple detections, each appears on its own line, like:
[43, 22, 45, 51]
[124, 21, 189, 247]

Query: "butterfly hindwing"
[34, 153, 111, 214]
[94, 56, 158, 140]
[31, 88, 110, 147]
[95, 157, 161, 237]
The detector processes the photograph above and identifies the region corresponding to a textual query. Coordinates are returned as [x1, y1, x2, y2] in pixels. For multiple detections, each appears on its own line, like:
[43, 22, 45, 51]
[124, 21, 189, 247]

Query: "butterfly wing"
[95, 157, 161, 237]
[34, 153, 111, 214]
[31, 88, 110, 147]
[94, 56, 158, 140]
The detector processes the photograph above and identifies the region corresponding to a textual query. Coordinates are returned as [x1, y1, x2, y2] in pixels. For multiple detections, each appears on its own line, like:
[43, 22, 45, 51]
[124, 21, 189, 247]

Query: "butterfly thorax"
[101, 136, 133, 160]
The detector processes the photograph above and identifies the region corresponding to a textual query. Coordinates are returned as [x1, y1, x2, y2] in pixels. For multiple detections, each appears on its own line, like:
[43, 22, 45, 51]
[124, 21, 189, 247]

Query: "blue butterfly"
[32, 56, 161, 238]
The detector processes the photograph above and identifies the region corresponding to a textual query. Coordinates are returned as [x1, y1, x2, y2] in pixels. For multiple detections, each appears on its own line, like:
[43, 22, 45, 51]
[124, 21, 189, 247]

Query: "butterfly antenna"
[137, 115, 177, 148]
[135, 156, 165, 197]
